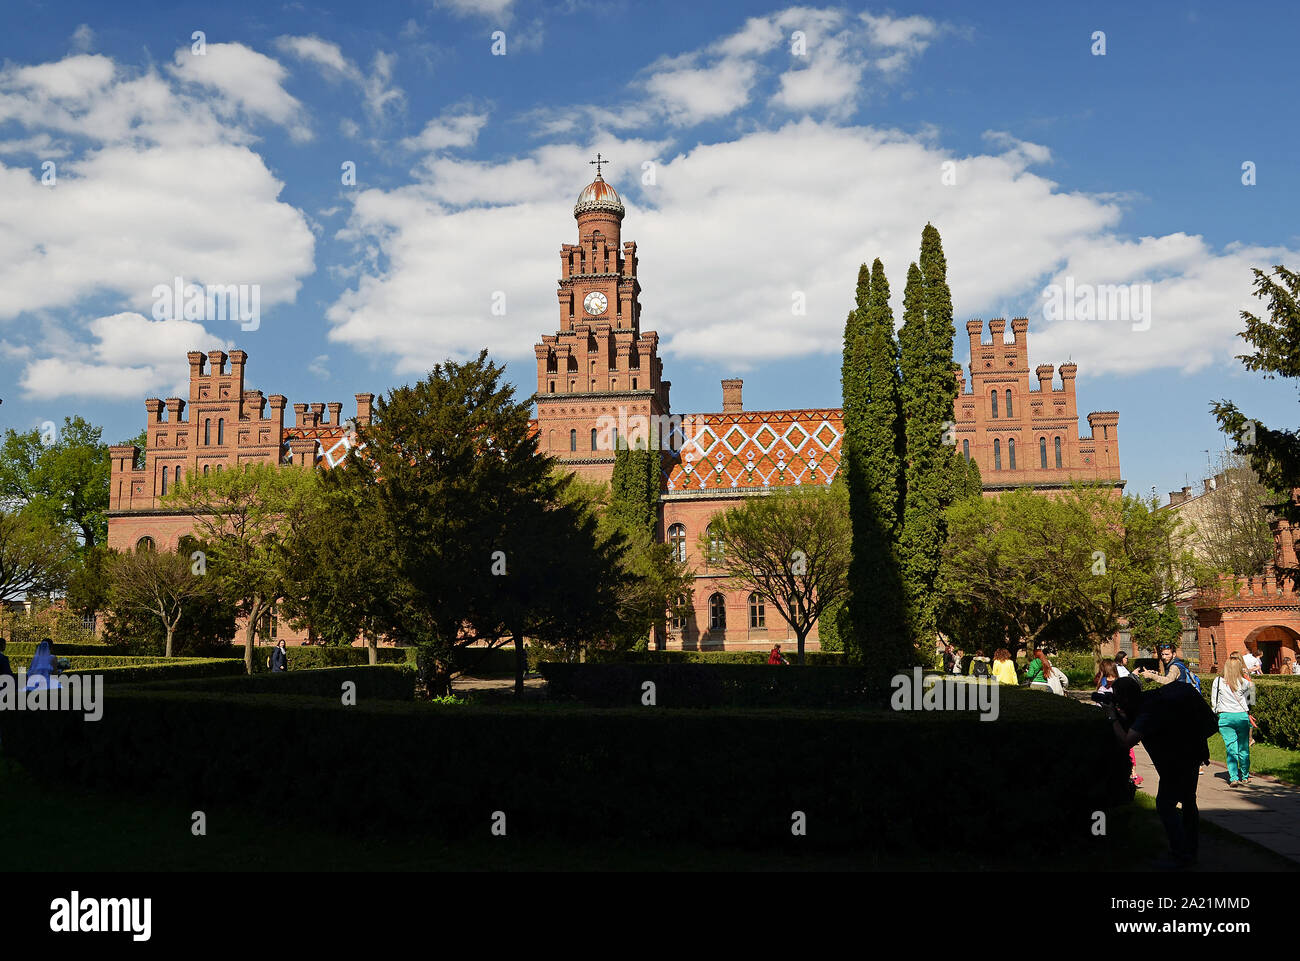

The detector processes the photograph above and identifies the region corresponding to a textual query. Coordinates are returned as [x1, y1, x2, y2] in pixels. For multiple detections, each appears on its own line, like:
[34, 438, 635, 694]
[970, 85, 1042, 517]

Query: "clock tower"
[533, 162, 672, 481]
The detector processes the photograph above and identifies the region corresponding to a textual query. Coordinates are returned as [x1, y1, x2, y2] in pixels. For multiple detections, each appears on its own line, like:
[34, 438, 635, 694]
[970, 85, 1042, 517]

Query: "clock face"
[583, 291, 608, 315]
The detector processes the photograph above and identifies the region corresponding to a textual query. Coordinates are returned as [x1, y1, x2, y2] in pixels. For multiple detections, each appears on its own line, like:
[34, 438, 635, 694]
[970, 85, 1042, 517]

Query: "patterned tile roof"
[663, 408, 843, 494]
[282, 426, 356, 467]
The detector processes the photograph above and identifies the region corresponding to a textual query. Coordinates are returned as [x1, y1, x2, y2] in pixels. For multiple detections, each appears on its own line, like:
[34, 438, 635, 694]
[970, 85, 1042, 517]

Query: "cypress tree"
[610, 444, 659, 535]
[841, 260, 908, 667]
[897, 225, 959, 660]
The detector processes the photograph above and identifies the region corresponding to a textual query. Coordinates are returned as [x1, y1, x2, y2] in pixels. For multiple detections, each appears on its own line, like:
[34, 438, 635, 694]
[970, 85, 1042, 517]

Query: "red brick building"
[108, 171, 1124, 650]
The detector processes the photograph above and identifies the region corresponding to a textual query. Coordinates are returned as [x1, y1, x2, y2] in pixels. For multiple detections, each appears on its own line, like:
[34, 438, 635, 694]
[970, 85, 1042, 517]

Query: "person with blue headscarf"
[25, 639, 61, 691]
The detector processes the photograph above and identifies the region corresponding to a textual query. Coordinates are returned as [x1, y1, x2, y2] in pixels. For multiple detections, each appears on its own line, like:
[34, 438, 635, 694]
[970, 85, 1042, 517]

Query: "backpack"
[1172, 658, 1200, 693]
[971, 658, 990, 678]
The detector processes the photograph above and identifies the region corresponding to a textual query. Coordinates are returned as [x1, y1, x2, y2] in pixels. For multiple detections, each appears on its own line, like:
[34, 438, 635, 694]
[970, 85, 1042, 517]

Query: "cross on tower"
[589, 152, 610, 178]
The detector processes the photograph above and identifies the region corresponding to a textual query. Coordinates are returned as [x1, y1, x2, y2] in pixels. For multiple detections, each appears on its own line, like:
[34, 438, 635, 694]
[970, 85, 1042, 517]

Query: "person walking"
[269, 639, 289, 673]
[1108, 676, 1216, 869]
[1211, 653, 1255, 786]
[1242, 646, 1263, 677]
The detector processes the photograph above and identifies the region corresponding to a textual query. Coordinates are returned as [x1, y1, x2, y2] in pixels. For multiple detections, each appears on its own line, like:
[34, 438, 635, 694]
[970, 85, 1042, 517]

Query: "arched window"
[709, 593, 726, 631]
[135, 536, 155, 552]
[670, 594, 688, 631]
[549, 382, 555, 393]
[160, 467, 168, 495]
[993, 439, 1002, 471]
[749, 593, 765, 629]
[590, 428, 598, 451]
[1054, 436, 1062, 469]
[632, 377, 638, 390]
[203, 464, 209, 475]
[204, 419, 211, 445]
[991, 392, 999, 418]
[1005, 390, 1013, 418]
[217, 418, 224, 445]
[1008, 438, 1016, 471]
[1039, 437, 1047, 469]
[174, 465, 182, 489]
[707, 524, 725, 564]
[668, 524, 686, 563]
[611, 427, 620, 451]
[570, 429, 577, 452]
[962, 439, 970, 461]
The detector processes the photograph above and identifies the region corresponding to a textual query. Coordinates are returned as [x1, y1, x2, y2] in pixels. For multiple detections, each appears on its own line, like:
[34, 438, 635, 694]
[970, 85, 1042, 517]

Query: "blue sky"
[1, 0, 1297, 502]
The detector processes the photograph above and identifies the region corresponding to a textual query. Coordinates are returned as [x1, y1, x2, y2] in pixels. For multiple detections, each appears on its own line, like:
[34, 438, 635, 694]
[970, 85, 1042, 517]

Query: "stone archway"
[1242, 624, 1300, 675]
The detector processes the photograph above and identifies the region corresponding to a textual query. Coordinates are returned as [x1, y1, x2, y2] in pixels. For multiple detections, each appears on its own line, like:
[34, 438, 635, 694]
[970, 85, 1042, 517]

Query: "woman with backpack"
[1211, 652, 1255, 786]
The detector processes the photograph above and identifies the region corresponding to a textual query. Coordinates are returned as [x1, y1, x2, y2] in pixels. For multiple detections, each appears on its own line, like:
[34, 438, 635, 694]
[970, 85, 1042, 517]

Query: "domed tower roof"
[574, 174, 625, 220]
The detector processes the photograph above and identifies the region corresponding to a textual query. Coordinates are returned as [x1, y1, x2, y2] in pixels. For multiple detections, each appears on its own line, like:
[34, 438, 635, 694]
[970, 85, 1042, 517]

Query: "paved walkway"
[1133, 745, 1300, 864]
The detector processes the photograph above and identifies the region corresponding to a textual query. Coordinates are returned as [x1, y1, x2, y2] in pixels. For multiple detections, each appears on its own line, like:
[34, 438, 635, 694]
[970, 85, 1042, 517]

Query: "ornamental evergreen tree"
[897, 225, 959, 660]
[841, 259, 908, 667]
[610, 444, 660, 536]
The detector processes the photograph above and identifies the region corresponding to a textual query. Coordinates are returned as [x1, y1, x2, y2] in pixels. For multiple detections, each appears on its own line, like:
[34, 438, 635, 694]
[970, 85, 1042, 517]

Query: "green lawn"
[1209, 734, 1300, 785]
[0, 756, 1292, 872]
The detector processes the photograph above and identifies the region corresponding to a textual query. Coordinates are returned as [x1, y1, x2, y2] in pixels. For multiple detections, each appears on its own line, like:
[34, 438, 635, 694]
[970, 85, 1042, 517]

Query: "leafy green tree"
[939, 485, 1205, 655]
[1212, 265, 1300, 574]
[898, 226, 959, 661]
[703, 485, 852, 665]
[841, 259, 910, 669]
[610, 445, 660, 535]
[65, 543, 113, 619]
[1128, 602, 1186, 658]
[0, 509, 78, 604]
[164, 463, 320, 672]
[0, 415, 111, 548]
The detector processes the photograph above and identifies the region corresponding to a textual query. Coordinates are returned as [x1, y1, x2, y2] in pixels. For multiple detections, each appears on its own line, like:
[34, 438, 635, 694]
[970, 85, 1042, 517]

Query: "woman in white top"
[1211, 653, 1255, 786]
[1242, 649, 1263, 676]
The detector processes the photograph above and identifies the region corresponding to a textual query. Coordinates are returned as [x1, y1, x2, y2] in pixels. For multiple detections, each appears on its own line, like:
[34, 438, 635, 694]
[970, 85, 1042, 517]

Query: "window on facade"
[1005, 390, 1013, 418]
[1008, 438, 1016, 471]
[709, 593, 726, 631]
[749, 593, 766, 629]
[203, 464, 209, 475]
[668, 524, 686, 563]
[963, 439, 970, 460]
[1039, 437, 1047, 469]
[707, 524, 725, 564]
[590, 428, 598, 451]
[670, 594, 688, 631]
[174, 466, 182, 489]
[632, 377, 638, 390]
[217, 418, 224, 445]
[1054, 436, 1062, 469]
[570, 429, 577, 452]
[993, 439, 1002, 471]
[204, 419, 211, 445]
[135, 536, 155, 552]
[611, 427, 620, 451]
[160, 467, 168, 495]
[991, 392, 999, 418]
[549, 382, 555, 393]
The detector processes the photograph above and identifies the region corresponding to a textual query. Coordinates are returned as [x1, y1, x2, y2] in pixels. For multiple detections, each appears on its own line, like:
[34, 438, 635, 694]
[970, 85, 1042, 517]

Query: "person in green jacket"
[1023, 649, 1052, 688]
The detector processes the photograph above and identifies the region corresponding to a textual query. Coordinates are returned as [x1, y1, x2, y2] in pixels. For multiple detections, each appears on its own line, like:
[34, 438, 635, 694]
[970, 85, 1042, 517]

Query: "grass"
[1208, 733, 1300, 785]
[0, 754, 1292, 872]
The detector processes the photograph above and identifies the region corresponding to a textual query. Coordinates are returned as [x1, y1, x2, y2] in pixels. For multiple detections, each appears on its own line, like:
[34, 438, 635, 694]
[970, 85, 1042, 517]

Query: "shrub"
[229, 645, 415, 674]
[584, 650, 847, 666]
[1197, 675, 1300, 750]
[0, 686, 1130, 853]
[135, 665, 416, 700]
[62, 658, 246, 684]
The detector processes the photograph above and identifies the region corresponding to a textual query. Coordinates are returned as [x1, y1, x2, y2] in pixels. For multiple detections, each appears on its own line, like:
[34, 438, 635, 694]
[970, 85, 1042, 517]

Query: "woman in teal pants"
[1211, 653, 1256, 786]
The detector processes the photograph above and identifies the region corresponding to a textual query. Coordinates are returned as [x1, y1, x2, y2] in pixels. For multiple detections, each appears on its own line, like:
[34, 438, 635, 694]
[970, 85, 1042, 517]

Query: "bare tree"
[1188, 452, 1276, 576]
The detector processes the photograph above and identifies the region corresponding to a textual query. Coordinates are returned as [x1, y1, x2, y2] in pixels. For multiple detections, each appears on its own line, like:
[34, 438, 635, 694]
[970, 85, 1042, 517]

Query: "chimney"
[1203, 479, 1213, 494]
[355, 393, 375, 427]
[207, 349, 227, 376]
[267, 395, 287, 434]
[309, 403, 325, 428]
[989, 318, 1007, 342]
[722, 379, 743, 413]
[1169, 490, 1186, 507]
[1010, 317, 1028, 342]
[164, 397, 185, 423]
[293, 402, 308, 427]
[1036, 364, 1054, 392]
[145, 398, 164, 424]
[326, 402, 343, 426]
[187, 351, 206, 380]
[228, 349, 247, 385]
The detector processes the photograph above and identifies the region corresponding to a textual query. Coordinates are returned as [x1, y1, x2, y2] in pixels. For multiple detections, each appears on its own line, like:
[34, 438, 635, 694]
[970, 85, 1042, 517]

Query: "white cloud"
[437, 0, 516, 19]
[403, 108, 489, 152]
[645, 59, 759, 126]
[19, 313, 232, 400]
[322, 118, 1297, 380]
[168, 43, 312, 142]
[70, 24, 94, 54]
[276, 36, 404, 122]
[308, 354, 331, 379]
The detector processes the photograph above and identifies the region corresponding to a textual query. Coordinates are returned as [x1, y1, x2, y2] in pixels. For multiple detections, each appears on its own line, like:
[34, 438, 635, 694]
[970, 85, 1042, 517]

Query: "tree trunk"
[243, 610, 258, 675]
[514, 632, 525, 696]
[165, 625, 175, 658]
[368, 635, 377, 666]
[797, 629, 807, 666]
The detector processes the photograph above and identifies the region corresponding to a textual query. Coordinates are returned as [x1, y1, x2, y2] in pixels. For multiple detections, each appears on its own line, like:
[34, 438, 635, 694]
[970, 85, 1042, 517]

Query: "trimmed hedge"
[133, 665, 416, 700]
[3, 641, 115, 659]
[231, 644, 515, 676]
[585, 650, 847, 666]
[62, 658, 246, 684]
[0, 686, 1131, 853]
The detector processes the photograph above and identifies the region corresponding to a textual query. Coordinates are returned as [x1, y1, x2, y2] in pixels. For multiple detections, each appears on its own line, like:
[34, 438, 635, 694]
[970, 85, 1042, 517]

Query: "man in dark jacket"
[0, 637, 12, 680]
[1108, 676, 1214, 868]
